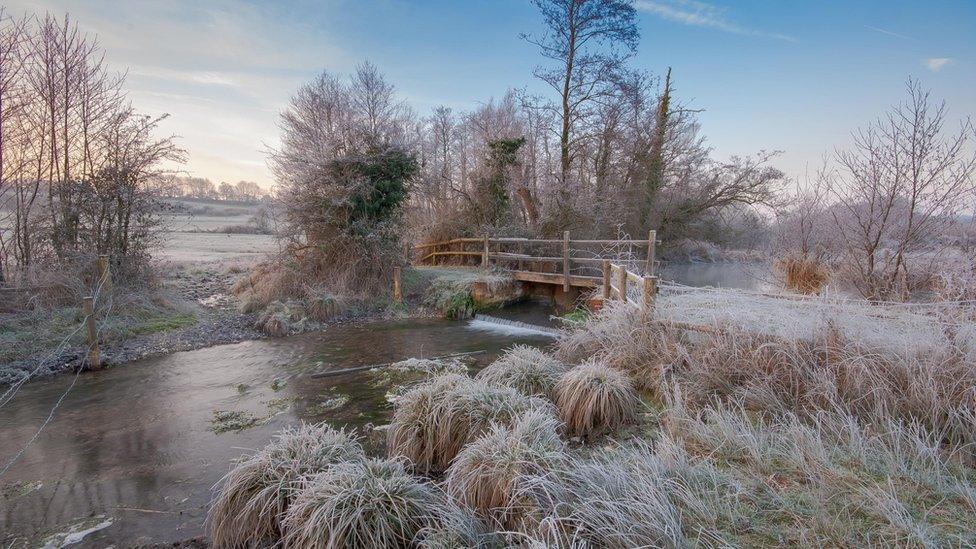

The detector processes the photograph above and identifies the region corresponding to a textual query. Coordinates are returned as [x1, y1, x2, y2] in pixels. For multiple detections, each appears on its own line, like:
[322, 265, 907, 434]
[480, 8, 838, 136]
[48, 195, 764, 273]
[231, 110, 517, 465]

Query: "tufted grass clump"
[475, 345, 568, 398]
[208, 424, 363, 548]
[519, 437, 735, 548]
[388, 373, 550, 473]
[305, 290, 344, 321]
[554, 359, 639, 438]
[281, 457, 480, 548]
[445, 408, 565, 531]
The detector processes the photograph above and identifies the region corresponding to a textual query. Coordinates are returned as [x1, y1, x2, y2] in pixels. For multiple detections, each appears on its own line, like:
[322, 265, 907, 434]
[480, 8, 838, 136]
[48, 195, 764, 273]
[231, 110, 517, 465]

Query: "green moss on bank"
[419, 267, 522, 319]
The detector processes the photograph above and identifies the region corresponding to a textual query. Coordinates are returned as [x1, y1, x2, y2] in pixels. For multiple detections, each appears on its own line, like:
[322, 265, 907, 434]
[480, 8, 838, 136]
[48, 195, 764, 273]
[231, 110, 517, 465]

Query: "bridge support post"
[642, 275, 656, 313]
[601, 259, 611, 300]
[482, 235, 489, 269]
[617, 265, 627, 302]
[562, 231, 570, 292]
[646, 230, 656, 276]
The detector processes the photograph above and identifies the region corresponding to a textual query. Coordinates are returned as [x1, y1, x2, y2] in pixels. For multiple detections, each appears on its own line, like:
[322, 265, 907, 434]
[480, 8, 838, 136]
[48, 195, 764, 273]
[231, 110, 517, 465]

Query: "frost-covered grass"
[553, 359, 639, 439]
[282, 457, 480, 548]
[387, 373, 550, 474]
[208, 424, 363, 547]
[475, 344, 568, 398]
[444, 408, 565, 530]
[419, 267, 517, 319]
[210, 295, 976, 547]
[0, 289, 196, 378]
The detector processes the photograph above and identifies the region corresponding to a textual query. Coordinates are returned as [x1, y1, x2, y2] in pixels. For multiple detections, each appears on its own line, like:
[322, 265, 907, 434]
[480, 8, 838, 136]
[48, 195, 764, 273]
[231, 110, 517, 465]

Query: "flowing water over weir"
[469, 314, 563, 338]
[0, 309, 556, 547]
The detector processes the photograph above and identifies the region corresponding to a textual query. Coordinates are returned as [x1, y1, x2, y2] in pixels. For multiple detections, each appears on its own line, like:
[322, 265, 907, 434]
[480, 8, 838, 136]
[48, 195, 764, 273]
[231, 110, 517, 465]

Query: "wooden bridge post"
[562, 231, 571, 292]
[482, 236, 489, 269]
[83, 296, 101, 369]
[646, 230, 657, 276]
[617, 264, 627, 301]
[518, 241, 524, 271]
[642, 275, 656, 313]
[393, 266, 402, 303]
[602, 259, 611, 300]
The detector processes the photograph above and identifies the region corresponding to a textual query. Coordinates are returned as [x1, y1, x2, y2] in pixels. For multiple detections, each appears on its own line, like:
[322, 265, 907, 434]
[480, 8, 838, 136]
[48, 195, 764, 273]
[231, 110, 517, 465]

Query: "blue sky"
[9, 0, 974, 188]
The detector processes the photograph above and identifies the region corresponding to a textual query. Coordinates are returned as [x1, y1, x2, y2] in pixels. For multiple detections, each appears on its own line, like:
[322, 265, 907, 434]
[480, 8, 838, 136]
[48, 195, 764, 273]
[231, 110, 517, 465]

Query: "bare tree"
[82, 110, 183, 260]
[0, 12, 182, 284]
[522, 0, 638, 190]
[823, 80, 976, 301]
[0, 9, 29, 284]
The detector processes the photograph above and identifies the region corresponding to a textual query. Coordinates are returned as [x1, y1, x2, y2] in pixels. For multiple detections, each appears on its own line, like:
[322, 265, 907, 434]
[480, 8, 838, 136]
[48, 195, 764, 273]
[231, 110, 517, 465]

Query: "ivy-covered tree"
[470, 137, 525, 228]
[271, 65, 417, 293]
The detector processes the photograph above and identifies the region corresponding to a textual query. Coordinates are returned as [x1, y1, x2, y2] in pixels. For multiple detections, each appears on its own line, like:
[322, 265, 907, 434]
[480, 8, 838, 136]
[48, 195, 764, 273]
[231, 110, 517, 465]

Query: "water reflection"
[0, 316, 553, 546]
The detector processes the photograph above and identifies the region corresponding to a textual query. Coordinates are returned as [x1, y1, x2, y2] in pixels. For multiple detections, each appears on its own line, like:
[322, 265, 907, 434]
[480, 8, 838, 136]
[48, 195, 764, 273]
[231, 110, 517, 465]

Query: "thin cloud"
[925, 58, 953, 72]
[864, 25, 914, 41]
[636, 0, 795, 42]
[129, 66, 241, 87]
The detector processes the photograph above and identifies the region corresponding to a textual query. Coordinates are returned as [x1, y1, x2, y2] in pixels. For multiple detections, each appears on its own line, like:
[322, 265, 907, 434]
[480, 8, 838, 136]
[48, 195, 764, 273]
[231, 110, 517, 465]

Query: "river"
[0, 311, 555, 546]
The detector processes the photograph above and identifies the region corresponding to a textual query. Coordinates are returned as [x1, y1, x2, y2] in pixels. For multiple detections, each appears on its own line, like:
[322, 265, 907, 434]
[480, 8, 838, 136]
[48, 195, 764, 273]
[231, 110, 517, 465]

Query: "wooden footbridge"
[413, 231, 661, 311]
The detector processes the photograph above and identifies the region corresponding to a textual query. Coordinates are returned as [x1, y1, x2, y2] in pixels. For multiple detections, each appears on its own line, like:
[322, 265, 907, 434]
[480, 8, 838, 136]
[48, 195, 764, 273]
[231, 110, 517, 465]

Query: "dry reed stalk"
[776, 253, 830, 294]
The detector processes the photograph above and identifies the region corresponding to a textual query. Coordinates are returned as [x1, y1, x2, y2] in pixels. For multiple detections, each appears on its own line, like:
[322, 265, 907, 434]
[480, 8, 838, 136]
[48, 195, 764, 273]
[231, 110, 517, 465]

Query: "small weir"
[469, 314, 563, 338]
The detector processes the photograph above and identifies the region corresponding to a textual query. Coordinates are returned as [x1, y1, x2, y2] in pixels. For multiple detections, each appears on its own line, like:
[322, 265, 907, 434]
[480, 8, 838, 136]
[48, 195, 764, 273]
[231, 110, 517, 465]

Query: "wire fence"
[0, 260, 114, 479]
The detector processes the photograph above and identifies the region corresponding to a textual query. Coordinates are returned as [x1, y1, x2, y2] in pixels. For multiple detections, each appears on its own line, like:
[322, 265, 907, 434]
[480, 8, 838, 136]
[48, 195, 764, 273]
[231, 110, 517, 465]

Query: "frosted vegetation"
[209, 294, 976, 547]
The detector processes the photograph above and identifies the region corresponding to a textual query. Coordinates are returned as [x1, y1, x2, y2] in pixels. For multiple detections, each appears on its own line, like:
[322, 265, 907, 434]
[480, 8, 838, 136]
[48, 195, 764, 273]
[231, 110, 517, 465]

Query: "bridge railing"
[414, 231, 660, 312]
[605, 261, 657, 312]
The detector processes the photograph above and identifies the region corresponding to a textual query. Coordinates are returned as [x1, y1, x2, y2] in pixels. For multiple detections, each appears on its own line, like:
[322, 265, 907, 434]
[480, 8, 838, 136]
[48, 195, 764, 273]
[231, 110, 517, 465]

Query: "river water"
[0, 311, 554, 546]
[659, 261, 775, 292]
[0, 262, 769, 546]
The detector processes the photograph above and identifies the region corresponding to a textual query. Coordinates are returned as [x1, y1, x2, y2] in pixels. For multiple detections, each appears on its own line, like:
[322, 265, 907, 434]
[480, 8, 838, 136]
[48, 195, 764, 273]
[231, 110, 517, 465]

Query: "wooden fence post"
[83, 296, 100, 369]
[393, 266, 402, 303]
[482, 236, 489, 269]
[645, 230, 656, 276]
[642, 275, 656, 313]
[562, 231, 571, 292]
[96, 255, 112, 295]
[617, 264, 628, 302]
[602, 259, 611, 300]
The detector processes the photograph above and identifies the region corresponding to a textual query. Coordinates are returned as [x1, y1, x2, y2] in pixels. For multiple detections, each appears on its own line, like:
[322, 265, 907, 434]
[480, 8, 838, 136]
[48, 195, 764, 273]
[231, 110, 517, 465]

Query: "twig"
[113, 506, 175, 514]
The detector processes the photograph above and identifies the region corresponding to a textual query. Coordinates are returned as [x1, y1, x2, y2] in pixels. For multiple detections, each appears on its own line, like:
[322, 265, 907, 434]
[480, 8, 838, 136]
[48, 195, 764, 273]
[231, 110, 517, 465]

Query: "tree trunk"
[515, 186, 539, 229]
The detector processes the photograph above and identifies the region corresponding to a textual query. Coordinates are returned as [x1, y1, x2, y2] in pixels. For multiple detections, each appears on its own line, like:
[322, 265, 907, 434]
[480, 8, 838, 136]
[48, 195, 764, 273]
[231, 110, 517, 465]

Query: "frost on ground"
[656, 284, 976, 357]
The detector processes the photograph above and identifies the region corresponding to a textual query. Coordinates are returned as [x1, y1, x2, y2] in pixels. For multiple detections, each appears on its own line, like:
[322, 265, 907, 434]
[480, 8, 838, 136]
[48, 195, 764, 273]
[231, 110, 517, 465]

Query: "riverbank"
[0, 263, 533, 387]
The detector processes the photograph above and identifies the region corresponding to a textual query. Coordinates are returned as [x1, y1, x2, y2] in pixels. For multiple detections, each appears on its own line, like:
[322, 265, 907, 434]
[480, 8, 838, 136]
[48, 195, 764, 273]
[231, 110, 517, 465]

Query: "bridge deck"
[511, 270, 601, 288]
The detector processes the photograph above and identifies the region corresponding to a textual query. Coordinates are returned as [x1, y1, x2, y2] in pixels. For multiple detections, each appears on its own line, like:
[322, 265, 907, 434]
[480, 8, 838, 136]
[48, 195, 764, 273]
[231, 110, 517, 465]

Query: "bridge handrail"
[414, 236, 655, 250]
[412, 231, 661, 314]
